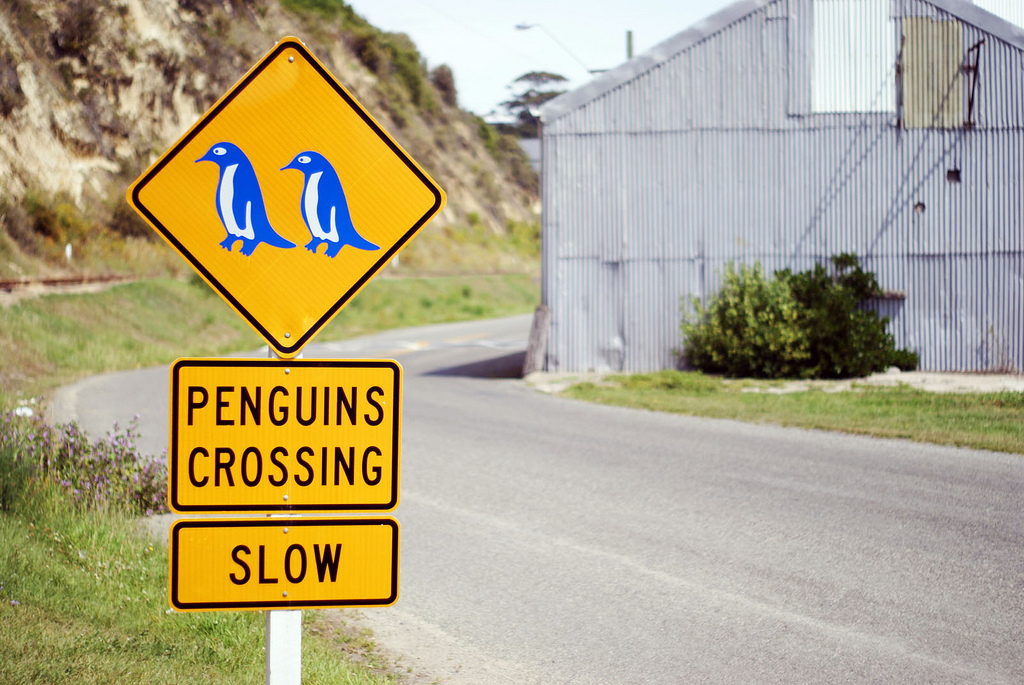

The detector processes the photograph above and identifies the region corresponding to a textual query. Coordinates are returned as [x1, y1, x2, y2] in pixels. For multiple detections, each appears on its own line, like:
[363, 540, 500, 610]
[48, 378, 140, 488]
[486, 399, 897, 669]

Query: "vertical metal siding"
[542, 0, 1024, 373]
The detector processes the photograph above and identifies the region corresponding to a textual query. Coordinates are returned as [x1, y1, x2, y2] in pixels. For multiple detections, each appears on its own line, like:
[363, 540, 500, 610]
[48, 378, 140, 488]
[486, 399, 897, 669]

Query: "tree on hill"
[498, 71, 568, 138]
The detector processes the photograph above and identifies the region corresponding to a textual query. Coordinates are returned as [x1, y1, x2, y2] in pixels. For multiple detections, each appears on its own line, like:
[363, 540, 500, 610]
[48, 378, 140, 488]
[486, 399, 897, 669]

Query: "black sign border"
[169, 517, 399, 611]
[129, 38, 444, 357]
[169, 358, 401, 513]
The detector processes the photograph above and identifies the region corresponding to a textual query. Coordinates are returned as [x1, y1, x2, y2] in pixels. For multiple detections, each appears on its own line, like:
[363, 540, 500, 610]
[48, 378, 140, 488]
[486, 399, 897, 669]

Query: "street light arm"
[515, 22, 592, 75]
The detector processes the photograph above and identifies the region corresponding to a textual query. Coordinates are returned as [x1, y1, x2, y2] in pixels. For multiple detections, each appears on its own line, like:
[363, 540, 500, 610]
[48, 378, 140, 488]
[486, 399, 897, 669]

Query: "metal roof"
[541, 0, 1024, 124]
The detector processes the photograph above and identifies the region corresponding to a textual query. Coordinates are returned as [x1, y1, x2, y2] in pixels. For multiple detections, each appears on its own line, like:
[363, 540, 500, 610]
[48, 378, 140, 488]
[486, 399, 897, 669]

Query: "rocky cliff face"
[0, 0, 536, 274]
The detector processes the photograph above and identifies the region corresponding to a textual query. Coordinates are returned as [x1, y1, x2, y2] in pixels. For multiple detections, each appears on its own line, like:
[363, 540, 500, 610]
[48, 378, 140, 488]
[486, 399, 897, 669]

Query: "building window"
[901, 17, 964, 129]
[811, 0, 896, 113]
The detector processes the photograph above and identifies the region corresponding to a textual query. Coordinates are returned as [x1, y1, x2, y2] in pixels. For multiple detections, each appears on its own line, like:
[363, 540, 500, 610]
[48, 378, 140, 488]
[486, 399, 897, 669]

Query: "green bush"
[344, 26, 438, 117]
[683, 254, 918, 379]
[780, 253, 913, 378]
[494, 133, 537, 190]
[888, 347, 921, 372]
[108, 196, 152, 239]
[431, 64, 457, 107]
[0, 409, 166, 516]
[384, 32, 435, 115]
[477, 116, 498, 152]
[348, 28, 390, 76]
[280, 0, 350, 20]
[22, 189, 93, 245]
[683, 262, 809, 378]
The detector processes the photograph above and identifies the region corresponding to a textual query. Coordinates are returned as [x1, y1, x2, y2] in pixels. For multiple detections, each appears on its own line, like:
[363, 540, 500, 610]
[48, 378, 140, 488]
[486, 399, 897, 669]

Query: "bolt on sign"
[169, 517, 399, 611]
[169, 358, 400, 513]
[126, 37, 445, 357]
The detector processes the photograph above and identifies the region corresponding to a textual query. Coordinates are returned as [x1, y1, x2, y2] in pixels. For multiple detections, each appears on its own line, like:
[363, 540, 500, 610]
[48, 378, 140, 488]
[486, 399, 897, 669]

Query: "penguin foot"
[220, 237, 236, 251]
[304, 239, 322, 254]
[324, 242, 342, 258]
[238, 241, 258, 257]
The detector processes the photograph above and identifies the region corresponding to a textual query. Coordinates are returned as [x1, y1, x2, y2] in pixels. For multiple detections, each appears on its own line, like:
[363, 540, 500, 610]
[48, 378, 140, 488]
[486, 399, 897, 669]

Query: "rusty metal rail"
[0, 274, 133, 292]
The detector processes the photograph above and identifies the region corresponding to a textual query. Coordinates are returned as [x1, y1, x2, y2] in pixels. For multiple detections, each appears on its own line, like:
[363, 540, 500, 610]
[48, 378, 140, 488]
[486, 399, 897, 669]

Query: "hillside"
[0, 0, 538, 279]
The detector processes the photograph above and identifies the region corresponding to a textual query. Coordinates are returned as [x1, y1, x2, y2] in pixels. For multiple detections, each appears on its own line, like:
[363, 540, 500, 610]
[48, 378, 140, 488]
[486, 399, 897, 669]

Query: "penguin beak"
[281, 160, 296, 171]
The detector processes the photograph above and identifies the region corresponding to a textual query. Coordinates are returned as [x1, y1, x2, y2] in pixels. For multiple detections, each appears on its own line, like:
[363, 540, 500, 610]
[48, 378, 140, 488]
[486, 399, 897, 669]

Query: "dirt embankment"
[0, 0, 539, 279]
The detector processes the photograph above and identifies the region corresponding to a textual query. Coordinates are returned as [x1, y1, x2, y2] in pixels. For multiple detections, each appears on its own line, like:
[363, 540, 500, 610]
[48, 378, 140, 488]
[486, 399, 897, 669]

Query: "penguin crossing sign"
[127, 37, 445, 357]
[167, 358, 401, 514]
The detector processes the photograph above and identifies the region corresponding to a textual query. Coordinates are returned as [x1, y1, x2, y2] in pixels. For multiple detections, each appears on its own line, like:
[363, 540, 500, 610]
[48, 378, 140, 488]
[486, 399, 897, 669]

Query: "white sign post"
[267, 346, 302, 684]
[266, 609, 302, 684]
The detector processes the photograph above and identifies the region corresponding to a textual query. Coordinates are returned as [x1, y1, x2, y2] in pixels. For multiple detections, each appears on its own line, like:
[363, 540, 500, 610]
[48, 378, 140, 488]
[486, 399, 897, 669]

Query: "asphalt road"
[52, 315, 1024, 683]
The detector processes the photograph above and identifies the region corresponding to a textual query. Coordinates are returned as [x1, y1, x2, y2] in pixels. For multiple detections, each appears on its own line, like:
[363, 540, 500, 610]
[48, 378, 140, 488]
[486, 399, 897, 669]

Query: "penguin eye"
[298, 155, 311, 164]
[213, 147, 226, 156]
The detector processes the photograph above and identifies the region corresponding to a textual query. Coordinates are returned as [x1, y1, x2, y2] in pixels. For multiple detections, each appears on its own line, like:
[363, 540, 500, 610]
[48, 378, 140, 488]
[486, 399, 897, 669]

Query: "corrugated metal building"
[539, 0, 1024, 373]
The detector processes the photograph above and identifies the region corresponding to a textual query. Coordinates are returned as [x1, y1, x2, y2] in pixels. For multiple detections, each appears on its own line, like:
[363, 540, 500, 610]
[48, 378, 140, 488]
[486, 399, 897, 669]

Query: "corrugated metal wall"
[541, 0, 1024, 373]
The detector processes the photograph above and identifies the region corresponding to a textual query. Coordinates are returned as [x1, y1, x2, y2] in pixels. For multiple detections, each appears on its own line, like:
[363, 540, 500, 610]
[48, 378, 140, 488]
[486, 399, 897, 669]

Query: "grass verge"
[563, 371, 1024, 455]
[0, 488, 392, 684]
[0, 409, 394, 684]
[0, 272, 538, 405]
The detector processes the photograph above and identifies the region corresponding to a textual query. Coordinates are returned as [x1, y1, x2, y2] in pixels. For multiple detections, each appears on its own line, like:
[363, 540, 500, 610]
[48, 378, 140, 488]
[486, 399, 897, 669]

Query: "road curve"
[52, 315, 1024, 684]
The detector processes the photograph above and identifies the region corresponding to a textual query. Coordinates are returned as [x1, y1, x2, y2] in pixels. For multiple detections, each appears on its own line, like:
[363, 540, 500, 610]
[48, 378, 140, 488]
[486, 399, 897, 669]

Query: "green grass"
[563, 371, 1024, 455]
[0, 484, 391, 684]
[397, 220, 540, 275]
[0, 273, 538, 405]
[0, 278, 259, 402]
[323, 273, 538, 337]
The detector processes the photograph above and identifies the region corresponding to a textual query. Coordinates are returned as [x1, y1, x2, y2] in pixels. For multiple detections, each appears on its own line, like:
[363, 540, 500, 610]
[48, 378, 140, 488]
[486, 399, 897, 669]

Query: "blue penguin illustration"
[195, 142, 295, 256]
[281, 151, 379, 257]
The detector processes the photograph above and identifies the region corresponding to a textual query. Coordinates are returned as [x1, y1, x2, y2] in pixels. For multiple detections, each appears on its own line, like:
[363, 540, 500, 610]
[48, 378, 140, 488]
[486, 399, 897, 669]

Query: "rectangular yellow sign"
[169, 359, 400, 513]
[169, 517, 398, 611]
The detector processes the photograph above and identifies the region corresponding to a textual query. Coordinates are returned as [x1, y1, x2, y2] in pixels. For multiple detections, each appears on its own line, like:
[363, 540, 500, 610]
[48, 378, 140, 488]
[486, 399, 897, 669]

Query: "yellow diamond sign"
[127, 37, 445, 357]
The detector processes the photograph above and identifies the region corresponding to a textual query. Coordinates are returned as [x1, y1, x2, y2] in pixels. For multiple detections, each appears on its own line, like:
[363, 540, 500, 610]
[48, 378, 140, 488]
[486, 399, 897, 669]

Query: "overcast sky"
[345, 0, 1023, 119]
